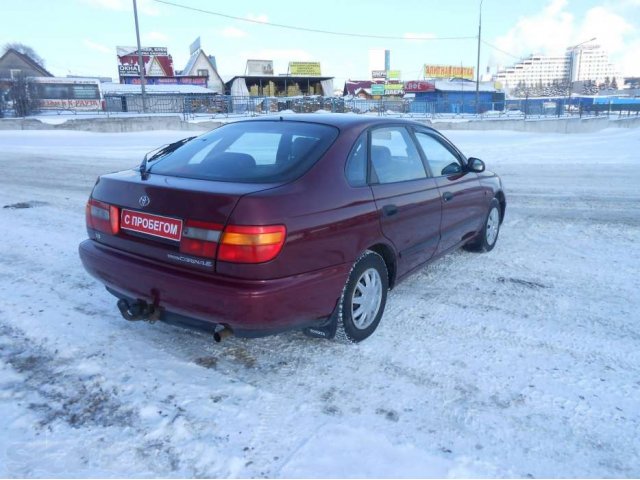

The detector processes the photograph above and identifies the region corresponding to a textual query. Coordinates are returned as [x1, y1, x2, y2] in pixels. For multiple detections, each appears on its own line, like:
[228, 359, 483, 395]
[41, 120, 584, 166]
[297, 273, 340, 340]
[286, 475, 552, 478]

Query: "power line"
[481, 40, 522, 60]
[152, 0, 476, 41]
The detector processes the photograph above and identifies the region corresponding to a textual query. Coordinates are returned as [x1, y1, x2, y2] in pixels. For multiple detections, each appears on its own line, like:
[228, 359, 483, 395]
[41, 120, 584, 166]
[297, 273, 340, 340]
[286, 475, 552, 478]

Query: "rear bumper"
[78, 239, 350, 337]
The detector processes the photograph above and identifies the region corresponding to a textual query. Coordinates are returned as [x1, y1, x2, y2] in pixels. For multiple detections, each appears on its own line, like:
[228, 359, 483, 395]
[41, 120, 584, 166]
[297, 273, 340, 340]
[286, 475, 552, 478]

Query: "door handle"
[442, 191, 454, 202]
[382, 204, 398, 217]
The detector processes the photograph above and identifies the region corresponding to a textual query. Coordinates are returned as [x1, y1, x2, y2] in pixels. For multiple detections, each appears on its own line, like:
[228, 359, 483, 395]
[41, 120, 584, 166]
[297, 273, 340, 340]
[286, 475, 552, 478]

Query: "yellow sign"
[384, 83, 403, 91]
[387, 70, 401, 80]
[289, 62, 322, 76]
[424, 64, 474, 79]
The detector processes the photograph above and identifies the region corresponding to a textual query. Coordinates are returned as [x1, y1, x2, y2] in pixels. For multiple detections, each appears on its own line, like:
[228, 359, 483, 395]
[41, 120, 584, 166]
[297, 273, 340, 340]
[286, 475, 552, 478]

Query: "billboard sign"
[371, 84, 385, 95]
[288, 61, 321, 76]
[117, 46, 174, 80]
[387, 70, 401, 80]
[246, 59, 274, 76]
[424, 64, 474, 79]
[384, 83, 404, 95]
[372, 70, 387, 79]
[404, 80, 436, 92]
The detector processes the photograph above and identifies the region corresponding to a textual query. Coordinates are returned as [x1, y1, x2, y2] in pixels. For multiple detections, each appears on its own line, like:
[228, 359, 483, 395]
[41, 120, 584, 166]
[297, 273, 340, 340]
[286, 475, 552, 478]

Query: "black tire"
[465, 198, 501, 252]
[335, 250, 389, 343]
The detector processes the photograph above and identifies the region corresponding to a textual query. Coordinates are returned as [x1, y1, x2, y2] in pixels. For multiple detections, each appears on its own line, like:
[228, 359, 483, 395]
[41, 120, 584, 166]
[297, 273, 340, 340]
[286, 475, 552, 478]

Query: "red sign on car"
[121, 209, 182, 241]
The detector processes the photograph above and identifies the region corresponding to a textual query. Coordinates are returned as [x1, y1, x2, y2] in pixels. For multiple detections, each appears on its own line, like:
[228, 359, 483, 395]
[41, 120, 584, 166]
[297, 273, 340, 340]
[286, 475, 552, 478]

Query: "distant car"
[79, 115, 505, 343]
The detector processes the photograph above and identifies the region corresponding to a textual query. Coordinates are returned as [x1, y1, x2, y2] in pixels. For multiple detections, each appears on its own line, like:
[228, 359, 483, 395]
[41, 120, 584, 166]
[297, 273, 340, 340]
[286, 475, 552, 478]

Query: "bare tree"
[10, 73, 39, 117]
[2, 42, 45, 67]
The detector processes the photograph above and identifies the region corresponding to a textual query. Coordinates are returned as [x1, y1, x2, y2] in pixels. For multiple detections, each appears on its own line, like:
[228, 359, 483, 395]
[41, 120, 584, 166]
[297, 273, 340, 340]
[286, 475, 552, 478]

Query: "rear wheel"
[335, 250, 389, 343]
[465, 198, 501, 252]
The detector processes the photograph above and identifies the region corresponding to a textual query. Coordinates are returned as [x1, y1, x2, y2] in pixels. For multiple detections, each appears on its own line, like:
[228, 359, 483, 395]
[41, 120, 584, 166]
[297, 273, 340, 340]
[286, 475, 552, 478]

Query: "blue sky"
[2, 0, 639, 84]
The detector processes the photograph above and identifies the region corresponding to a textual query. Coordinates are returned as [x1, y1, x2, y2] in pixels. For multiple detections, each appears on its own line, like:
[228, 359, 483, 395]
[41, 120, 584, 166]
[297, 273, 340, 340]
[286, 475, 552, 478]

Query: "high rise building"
[494, 44, 619, 91]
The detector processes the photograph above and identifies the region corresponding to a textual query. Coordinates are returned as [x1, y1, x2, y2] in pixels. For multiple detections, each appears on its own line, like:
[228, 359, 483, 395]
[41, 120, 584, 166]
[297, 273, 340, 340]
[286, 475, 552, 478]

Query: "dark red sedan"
[79, 115, 505, 343]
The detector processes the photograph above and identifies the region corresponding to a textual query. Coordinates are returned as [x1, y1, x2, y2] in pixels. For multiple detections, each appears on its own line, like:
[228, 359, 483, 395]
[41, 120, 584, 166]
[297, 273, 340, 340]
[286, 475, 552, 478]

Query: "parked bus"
[29, 77, 104, 111]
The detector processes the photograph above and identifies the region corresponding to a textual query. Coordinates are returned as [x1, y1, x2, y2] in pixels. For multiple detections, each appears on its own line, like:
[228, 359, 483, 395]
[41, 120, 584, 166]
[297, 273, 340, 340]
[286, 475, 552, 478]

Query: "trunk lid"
[88, 169, 279, 271]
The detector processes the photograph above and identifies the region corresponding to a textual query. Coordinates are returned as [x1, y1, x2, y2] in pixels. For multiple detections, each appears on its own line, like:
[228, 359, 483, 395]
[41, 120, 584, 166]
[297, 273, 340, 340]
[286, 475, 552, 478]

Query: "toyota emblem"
[139, 195, 150, 207]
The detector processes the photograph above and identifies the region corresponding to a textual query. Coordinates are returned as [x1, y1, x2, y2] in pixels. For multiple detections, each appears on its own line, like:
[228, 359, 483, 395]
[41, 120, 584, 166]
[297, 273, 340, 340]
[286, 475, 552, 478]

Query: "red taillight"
[218, 225, 286, 264]
[179, 220, 222, 258]
[86, 199, 119, 235]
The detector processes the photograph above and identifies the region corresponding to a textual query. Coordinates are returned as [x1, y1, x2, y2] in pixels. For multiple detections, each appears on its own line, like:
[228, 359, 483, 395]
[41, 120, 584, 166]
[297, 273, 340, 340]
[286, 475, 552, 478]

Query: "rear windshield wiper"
[140, 136, 196, 179]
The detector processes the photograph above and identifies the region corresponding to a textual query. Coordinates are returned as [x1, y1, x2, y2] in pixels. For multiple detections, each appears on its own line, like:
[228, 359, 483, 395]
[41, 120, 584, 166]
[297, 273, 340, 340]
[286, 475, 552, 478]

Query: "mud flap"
[302, 302, 339, 340]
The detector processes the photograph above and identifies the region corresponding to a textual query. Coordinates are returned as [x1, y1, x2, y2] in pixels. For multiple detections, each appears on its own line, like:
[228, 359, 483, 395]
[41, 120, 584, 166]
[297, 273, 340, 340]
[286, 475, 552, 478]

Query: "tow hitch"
[117, 298, 162, 322]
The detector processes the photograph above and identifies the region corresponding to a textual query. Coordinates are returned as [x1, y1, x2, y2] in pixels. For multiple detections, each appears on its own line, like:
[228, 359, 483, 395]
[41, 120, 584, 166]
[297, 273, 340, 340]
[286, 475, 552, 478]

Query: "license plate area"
[121, 209, 183, 242]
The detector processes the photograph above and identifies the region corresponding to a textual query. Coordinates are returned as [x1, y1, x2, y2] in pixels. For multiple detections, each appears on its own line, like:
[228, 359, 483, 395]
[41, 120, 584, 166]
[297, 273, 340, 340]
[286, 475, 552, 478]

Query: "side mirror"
[467, 157, 485, 173]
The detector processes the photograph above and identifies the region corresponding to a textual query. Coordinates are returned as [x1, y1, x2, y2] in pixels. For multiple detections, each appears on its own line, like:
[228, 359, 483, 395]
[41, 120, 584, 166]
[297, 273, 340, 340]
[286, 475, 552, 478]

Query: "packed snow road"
[0, 127, 639, 478]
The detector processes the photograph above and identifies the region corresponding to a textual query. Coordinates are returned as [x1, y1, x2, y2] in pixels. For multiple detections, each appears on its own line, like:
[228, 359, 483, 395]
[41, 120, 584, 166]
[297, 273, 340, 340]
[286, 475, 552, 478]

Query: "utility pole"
[475, 0, 483, 115]
[133, 0, 148, 113]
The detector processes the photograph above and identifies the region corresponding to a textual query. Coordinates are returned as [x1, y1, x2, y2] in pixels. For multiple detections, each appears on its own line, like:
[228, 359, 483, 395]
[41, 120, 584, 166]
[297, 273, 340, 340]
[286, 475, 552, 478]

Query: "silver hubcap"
[351, 268, 382, 330]
[486, 207, 500, 245]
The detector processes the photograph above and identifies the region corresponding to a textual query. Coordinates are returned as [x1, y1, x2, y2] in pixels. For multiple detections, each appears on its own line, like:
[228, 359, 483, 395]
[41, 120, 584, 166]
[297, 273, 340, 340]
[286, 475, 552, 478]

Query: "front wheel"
[336, 250, 389, 343]
[465, 198, 501, 252]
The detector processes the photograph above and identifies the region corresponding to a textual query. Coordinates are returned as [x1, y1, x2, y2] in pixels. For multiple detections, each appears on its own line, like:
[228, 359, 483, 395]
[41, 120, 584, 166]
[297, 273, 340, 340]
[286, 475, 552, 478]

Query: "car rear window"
[148, 121, 339, 183]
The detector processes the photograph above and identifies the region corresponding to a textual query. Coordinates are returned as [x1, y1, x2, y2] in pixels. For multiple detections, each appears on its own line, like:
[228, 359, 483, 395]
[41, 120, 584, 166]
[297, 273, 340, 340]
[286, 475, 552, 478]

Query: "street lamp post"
[475, 0, 483, 115]
[132, 0, 148, 113]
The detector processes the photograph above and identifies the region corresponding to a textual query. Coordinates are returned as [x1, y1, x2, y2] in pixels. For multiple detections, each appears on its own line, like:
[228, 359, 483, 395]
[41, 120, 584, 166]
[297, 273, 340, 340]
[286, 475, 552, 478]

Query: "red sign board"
[404, 81, 436, 93]
[116, 46, 174, 81]
[121, 209, 182, 241]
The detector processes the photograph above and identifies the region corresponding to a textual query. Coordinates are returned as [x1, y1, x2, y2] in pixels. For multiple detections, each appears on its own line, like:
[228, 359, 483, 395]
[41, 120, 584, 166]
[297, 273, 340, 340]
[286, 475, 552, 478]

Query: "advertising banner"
[404, 80, 436, 92]
[246, 59, 274, 76]
[384, 83, 404, 95]
[288, 62, 321, 76]
[371, 70, 387, 79]
[371, 84, 385, 95]
[117, 46, 174, 80]
[387, 70, 401, 80]
[424, 64, 474, 79]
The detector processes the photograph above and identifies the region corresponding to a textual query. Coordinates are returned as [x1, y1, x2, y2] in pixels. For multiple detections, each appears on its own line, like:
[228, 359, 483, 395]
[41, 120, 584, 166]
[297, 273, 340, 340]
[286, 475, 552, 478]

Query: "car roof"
[239, 113, 436, 132]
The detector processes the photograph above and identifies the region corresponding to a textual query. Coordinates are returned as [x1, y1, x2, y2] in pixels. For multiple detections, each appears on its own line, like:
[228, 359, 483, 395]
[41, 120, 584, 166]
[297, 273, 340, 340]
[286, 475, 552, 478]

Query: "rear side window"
[345, 133, 367, 187]
[370, 127, 427, 183]
[149, 121, 338, 183]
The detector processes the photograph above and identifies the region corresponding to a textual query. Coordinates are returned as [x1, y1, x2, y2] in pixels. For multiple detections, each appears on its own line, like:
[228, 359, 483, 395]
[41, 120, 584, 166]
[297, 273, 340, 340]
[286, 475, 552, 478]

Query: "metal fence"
[3, 92, 639, 119]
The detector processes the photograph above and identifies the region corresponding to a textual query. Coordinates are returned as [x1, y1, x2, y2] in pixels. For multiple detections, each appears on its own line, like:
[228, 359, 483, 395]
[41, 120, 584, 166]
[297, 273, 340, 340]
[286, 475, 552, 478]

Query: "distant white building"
[494, 44, 619, 90]
[568, 44, 618, 83]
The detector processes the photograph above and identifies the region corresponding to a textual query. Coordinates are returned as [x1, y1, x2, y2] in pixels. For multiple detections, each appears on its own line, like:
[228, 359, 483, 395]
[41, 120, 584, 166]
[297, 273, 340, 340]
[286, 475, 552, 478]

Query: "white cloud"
[490, 0, 639, 74]
[220, 27, 248, 39]
[83, 39, 111, 54]
[493, 0, 574, 59]
[576, 7, 633, 55]
[618, 39, 640, 76]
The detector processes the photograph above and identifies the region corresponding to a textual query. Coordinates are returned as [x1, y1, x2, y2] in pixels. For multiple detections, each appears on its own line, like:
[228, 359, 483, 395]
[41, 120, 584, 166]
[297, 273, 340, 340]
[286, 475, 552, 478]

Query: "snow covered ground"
[0, 127, 639, 478]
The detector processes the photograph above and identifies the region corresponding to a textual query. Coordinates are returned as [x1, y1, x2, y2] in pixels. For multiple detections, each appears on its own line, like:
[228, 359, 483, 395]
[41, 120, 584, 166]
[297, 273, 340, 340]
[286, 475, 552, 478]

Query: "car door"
[413, 130, 485, 254]
[368, 126, 442, 277]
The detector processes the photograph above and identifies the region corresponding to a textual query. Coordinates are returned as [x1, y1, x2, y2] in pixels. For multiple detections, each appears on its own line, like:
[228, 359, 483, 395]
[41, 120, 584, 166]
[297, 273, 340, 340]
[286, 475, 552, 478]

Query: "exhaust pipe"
[117, 298, 161, 322]
[213, 326, 233, 343]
